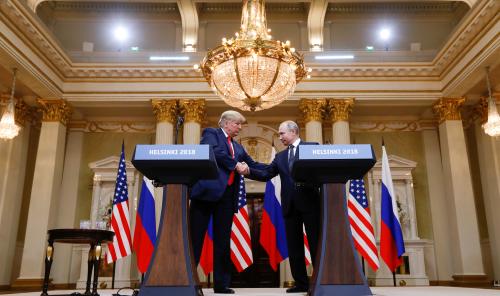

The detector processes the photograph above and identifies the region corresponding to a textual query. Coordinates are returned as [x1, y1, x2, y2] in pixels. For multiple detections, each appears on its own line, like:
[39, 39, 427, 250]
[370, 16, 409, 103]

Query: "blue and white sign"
[134, 144, 210, 160]
[299, 144, 374, 160]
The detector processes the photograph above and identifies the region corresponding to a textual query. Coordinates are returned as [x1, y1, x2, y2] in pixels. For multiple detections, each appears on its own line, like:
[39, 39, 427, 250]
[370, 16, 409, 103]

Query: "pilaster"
[328, 98, 354, 144]
[14, 99, 72, 287]
[432, 97, 487, 286]
[299, 98, 326, 143]
[0, 98, 33, 286]
[180, 99, 205, 144]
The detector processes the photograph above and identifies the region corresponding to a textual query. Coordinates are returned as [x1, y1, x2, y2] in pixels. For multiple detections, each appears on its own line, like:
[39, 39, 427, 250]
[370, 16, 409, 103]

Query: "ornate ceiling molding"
[308, 0, 328, 50]
[349, 119, 438, 132]
[68, 120, 155, 133]
[0, 0, 496, 88]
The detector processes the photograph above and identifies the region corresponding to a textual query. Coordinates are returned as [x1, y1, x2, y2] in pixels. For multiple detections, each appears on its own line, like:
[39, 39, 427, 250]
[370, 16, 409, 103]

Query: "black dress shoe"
[213, 287, 235, 294]
[286, 286, 308, 293]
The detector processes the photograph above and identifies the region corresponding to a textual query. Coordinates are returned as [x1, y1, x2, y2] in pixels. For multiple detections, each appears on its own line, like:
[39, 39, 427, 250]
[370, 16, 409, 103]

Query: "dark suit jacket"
[190, 127, 264, 202]
[250, 141, 320, 216]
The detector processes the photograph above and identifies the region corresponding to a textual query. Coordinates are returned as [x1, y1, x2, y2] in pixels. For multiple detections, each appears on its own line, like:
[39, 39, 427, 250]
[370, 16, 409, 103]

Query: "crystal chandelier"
[0, 68, 21, 140]
[197, 0, 309, 111]
[482, 67, 500, 137]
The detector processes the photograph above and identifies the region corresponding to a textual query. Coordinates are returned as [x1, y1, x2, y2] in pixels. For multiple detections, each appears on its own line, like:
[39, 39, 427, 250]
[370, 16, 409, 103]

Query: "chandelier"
[0, 68, 21, 140]
[197, 0, 310, 111]
[482, 67, 500, 137]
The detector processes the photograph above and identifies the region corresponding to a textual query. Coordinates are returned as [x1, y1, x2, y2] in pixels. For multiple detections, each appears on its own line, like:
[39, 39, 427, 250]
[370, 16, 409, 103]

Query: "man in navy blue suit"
[249, 120, 320, 293]
[190, 110, 264, 294]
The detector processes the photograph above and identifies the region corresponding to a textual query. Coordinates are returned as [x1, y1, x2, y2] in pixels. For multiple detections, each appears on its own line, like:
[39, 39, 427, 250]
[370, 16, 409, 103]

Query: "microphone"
[176, 115, 184, 129]
[174, 115, 184, 144]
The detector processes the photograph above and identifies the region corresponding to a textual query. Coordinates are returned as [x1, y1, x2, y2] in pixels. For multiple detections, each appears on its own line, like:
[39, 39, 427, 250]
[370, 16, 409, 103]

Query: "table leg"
[91, 244, 102, 296]
[41, 241, 54, 296]
[84, 244, 95, 296]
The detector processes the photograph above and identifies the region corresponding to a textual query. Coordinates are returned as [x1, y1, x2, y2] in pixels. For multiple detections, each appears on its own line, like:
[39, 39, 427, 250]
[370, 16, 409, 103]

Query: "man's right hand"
[236, 162, 250, 175]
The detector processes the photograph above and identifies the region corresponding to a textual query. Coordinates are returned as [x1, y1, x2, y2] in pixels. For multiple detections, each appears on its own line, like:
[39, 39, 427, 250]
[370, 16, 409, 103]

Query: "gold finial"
[179, 99, 206, 124]
[299, 98, 327, 122]
[37, 99, 72, 126]
[151, 99, 178, 123]
[328, 98, 354, 122]
[432, 97, 465, 124]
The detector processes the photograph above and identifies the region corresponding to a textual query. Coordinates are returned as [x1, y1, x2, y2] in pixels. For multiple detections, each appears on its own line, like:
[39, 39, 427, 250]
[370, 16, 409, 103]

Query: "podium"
[132, 145, 218, 296]
[292, 145, 376, 296]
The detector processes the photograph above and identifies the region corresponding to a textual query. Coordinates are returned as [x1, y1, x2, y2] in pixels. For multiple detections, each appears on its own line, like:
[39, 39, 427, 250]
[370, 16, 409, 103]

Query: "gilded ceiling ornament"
[14, 99, 32, 127]
[180, 99, 206, 123]
[473, 96, 489, 124]
[151, 99, 178, 123]
[432, 97, 465, 124]
[37, 98, 72, 125]
[328, 98, 354, 122]
[299, 98, 327, 122]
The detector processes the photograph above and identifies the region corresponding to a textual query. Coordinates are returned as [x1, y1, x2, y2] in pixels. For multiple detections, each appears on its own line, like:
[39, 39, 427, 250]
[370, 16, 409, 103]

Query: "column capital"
[151, 99, 178, 123]
[432, 97, 465, 124]
[180, 99, 206, 124]
[14, 99, 33, 127]
[328, 98, 354, 122]
[37, 98, 72, 126]
[299, 98, 327, 122]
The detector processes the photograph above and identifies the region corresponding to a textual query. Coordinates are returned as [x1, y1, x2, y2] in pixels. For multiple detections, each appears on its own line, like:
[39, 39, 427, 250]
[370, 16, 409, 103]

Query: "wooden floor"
[2, 287, 500, 296]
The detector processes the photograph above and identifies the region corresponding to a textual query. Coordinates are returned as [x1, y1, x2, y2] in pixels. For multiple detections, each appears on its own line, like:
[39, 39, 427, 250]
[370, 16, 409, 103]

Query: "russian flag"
[259, 147, 288, 271]
[199, 216, 214, 275]
[133, 176, 156, 274]
[380, 145, 405, 272]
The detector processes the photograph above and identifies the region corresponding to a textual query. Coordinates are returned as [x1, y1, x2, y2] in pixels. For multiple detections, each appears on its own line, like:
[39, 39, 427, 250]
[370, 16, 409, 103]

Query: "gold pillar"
[472, 95, 500, 282]
[152, 99, 178, 144]
[328, 98, 354, 144]
[180, 99, 205, 144]
[151, 99, 179, 230]
[299, 99, 326, 143]
[432, 97, 487, 286]
[0, 98, 35, 286]
[15, 99, 72, 288]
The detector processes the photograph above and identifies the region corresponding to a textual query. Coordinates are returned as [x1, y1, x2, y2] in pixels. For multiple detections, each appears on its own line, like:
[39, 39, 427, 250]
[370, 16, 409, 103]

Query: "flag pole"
[112, 262, 116, 289]
[392, 271, 396, 286]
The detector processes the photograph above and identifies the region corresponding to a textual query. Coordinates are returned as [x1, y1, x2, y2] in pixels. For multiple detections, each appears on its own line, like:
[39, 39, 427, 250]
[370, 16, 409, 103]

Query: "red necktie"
[227, 136, 235, 185]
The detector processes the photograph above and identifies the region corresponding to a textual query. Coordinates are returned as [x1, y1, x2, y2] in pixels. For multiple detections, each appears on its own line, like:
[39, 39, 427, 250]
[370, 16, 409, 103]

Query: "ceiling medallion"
[196, 0, 310, 112]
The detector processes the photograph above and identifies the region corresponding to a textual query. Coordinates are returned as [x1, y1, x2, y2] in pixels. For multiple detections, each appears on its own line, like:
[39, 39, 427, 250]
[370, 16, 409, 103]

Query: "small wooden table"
[42, 229, 114, 296]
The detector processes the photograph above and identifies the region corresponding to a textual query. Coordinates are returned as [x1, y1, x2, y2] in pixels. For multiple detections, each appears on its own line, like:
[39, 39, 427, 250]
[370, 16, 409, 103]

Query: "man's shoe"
[286, 286, 308, 293]
[213, 287, 235, 294]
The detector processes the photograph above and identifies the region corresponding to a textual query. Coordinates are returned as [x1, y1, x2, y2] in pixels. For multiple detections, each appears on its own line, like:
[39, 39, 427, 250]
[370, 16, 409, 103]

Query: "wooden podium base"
[310, 183, 372, 296]
[138, 184, 202, 296]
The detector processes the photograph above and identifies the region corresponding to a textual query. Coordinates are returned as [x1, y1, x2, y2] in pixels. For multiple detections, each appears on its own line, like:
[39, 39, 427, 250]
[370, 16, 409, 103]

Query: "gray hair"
[218, 110, 246, 127]
[280, 120, 299, 135]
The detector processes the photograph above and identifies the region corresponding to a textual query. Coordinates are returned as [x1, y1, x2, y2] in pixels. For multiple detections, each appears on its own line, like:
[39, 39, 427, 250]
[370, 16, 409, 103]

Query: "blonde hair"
[218, 110, 246, 127]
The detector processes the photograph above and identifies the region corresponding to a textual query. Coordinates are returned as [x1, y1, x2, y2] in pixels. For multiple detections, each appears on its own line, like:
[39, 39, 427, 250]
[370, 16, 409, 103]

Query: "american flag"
[347, 179, 380, 271]
[303, 224, 312, 266]
[107, 143, 132, 263]
[230, 175, 253, 271]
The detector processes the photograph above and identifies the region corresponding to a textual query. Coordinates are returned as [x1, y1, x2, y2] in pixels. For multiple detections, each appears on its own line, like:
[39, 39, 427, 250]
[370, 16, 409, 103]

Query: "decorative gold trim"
[68, 120, 155, 133]
[179, 99, 206, 123]
[37, 98, 72, 125]
[350, 120, 437, 132]
[151, 99, 178, 123]
[328, 98, 354, 122]
[432, 97, 465, 123]
[46, 245, 53, 260]
[298, 98, 327, 122]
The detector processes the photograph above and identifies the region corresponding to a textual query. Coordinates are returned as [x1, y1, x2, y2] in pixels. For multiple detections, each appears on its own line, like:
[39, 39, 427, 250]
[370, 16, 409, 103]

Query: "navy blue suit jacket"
[250, 141, 320, 216]
[190, 127, 264, 202]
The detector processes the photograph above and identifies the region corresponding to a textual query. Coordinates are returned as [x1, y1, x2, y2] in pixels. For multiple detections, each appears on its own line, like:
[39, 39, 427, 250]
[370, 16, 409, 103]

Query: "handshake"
[235, 162, 250, 175]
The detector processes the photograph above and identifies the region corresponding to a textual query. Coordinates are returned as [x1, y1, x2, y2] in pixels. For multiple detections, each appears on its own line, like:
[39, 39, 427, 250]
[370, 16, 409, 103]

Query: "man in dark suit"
[190, 110, 264, 294]
[249, 120, 320, 293]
